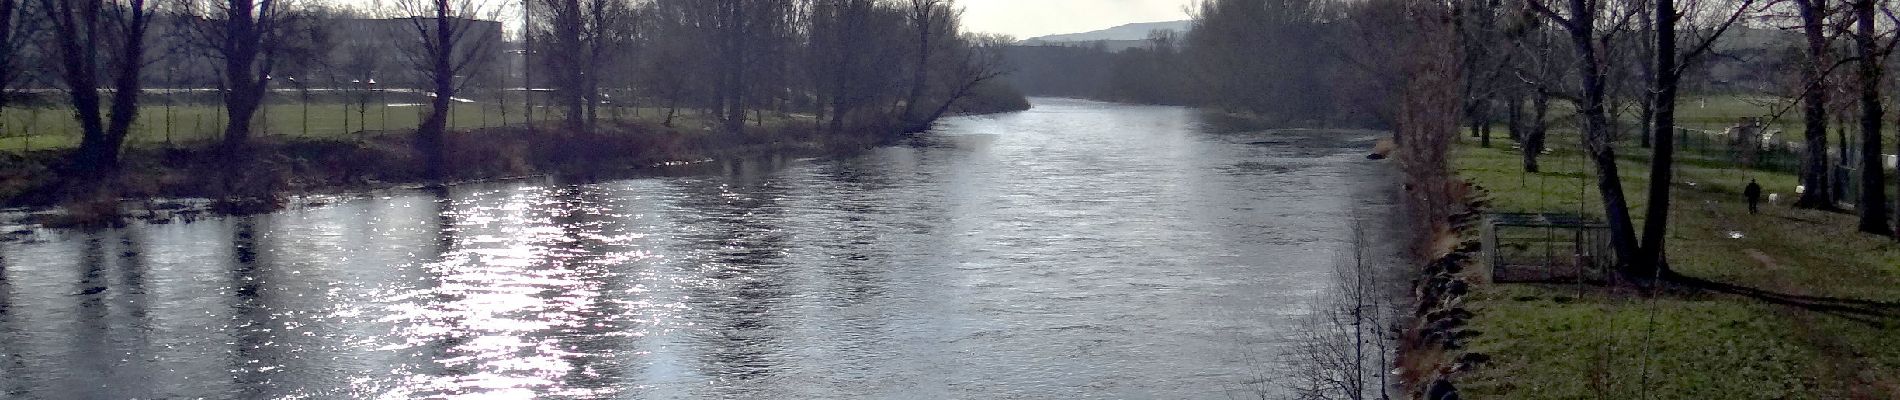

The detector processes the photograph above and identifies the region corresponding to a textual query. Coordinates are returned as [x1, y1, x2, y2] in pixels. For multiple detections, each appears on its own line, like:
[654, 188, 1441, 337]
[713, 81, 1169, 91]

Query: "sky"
[955, 0, 1191, 39]
[324, 0, 1192, 40]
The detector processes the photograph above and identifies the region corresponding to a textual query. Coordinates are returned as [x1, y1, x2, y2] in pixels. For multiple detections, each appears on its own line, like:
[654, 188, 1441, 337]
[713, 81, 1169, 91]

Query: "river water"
[0, 99, 1399, 399]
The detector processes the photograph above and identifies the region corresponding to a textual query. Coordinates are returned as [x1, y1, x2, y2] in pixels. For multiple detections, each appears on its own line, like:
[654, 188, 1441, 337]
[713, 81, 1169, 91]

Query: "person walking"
[1744, 179, 1763, 215]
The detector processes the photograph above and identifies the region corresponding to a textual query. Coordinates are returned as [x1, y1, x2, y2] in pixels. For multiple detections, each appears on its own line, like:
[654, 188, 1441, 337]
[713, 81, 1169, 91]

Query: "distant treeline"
[1002, 0, 1404, 128]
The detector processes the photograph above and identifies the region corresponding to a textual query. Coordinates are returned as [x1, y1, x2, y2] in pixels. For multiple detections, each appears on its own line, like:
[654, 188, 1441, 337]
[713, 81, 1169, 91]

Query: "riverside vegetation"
[1420, 125, 1900, 398]
[0, 0, 1031, 225]
[0, 86, 1028, 226]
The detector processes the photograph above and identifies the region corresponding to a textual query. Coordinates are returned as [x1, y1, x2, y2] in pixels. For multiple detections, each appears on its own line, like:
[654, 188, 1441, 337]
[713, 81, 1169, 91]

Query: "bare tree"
[1850, 0, 1890, 235]
[532, 0, 635, 134]
[1526, 0, 1647, 276]
[638, 0, 706, 127]
[1283, 221, 1397, 400]
[1459, 0, 1513, 148]
[1791, 0, 1841, 209]
[806, 0, 906, 134]
[1526, 0, 1752, 278]
[389, 0, 503, 181]
[903, 32, 1008, 132]
[1507, 17, 1562, 173]
[896, 0, 944, 125]
[0, 0, 37, 122]
[171, 0, 321, 155]
[41, 0, 157, 177]
[1639, 0, 1756, 272]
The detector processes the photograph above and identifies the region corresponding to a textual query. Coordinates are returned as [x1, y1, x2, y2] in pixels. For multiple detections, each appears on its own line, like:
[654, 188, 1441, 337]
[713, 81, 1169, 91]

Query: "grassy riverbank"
[1445, 136, 1900, 398]
[0, 86, 1031, 220]
[0, 116, 868, 218]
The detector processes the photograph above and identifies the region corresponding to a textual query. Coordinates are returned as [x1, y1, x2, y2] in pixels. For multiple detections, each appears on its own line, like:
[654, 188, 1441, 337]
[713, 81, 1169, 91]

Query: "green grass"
[1449, 132, 1900, 399]
[1504, 94, 1895, 143]
[1675, 95, 1794, 134]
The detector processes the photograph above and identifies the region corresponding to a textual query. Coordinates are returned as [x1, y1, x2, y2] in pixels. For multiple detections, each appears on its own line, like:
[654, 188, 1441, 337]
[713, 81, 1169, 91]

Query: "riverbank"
[1403, 137, 1900, 398]
[0, 116, 960, 228]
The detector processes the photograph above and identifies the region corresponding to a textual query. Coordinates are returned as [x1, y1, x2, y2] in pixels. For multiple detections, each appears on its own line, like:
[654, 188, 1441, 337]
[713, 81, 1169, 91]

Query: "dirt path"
[1742, 247, 1884, 399]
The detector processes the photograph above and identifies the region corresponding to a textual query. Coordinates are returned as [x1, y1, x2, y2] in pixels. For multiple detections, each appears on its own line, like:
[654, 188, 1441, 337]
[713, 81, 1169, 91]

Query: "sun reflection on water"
[0, 100, 1400, 399]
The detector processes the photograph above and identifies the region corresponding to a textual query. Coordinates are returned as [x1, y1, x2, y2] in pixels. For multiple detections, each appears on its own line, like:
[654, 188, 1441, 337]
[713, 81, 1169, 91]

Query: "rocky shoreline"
[1396, 183, 1491, 400]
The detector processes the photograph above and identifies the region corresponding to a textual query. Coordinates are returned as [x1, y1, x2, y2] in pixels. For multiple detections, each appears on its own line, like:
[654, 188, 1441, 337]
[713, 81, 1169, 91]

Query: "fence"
[1671, 126, 1802, 174]
[0, 88, 655, 151]
[1481, 213, 1615, 284]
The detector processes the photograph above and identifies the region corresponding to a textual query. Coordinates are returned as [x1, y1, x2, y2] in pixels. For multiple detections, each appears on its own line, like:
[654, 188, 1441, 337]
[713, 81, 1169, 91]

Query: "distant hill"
[1023, 20, 1191, 43]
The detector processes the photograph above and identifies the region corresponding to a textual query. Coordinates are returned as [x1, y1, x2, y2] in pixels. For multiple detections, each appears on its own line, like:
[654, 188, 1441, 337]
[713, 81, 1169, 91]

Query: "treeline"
[0, 0, 1024, 187]
[1000, 0, 1405, 127]
[1001, 37, 1194, 106]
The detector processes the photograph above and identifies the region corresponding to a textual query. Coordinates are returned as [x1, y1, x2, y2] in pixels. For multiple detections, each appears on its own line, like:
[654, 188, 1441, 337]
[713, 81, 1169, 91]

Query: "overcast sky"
[324, 0, 1191, 39]
[957, 0, 1191, 39]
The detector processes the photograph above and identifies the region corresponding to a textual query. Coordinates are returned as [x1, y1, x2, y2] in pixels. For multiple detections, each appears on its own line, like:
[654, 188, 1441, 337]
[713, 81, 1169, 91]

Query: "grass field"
[1448, 132, 1900, 398]
[1522, 94, 1897, 144]
[0, 100, 737, 152]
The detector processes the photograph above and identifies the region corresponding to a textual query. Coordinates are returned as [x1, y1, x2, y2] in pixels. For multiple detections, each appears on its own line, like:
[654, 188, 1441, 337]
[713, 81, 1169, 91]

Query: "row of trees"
[997, 0, 1417, 127]
[1453, 0, 1787, 278]
[0, 0, 1012, 185]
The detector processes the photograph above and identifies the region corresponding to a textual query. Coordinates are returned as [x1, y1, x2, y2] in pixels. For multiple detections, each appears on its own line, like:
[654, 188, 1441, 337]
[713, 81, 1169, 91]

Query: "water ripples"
[0, 99, 1399, 399]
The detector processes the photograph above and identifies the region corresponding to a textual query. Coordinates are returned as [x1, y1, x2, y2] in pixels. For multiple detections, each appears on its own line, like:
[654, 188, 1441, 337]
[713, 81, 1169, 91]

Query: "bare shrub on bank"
[1278, 220, 1400, 400]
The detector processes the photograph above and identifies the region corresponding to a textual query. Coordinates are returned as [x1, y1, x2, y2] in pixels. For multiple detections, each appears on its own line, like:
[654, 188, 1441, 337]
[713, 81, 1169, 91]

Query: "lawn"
[1447, 133, 1900, 399]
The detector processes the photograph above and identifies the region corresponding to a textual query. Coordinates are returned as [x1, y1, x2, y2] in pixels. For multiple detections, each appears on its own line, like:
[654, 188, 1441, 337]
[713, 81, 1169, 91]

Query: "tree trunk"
[1639, 0, 1680, 275]
[664, 92, 679, 127]
[51, 0, 111, 177]
[721, 0, 748, 137]
[1636, 0, 1657, 150]
[1565, 0, 1644, 277]
[900, 1, 933, 125]
[1524, 87, 1549, 173]
[103, 1, 149, 174]
[1795, 0, 1836, 209]
[1854, 0, 1891, 235]
[1507, 92, 1524, 142]
[1478, 102, 1492, 148]
[418, 6, 455, 181]
[1639, 96, 1655, 148]
[218, 0, 263, 156]
[220, 88, 259, 155]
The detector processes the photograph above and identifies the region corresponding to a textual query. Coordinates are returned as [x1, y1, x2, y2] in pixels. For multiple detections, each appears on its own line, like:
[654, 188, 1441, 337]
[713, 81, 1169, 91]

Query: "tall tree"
[1516, 25, 1558, 173]
[1639, 0, 1753, 271]
[904, 32, 1008, 132]
[172, 0, 307, 155]
[1851, 0, 1889, 235]
[1529, 0, 1646, 276]
[391, 0, 502, 181]
[1529, 0, 1751, 278]
[1791, 0, 1838, 209]
[41, 0, 156, 177]
[807, 0, 905, 134]
[532, 0, 634, 134]
[1459, 0, 1510, 148]
[0, 0, 36, 121]
[897, 0, 941, 129]
[638, 0, 708, 127]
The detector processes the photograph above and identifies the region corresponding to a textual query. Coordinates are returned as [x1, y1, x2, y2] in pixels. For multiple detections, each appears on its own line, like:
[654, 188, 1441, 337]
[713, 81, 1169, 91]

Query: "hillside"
[1023, 20, 1191, 43]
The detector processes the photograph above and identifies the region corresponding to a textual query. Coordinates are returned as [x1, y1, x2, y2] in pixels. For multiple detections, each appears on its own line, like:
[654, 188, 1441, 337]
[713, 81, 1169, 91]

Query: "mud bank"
[1396, 182, 1492, 400]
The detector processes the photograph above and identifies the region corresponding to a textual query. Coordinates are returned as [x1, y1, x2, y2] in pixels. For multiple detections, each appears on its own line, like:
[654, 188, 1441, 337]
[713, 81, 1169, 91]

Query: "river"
[0, 98, 1400, 399]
